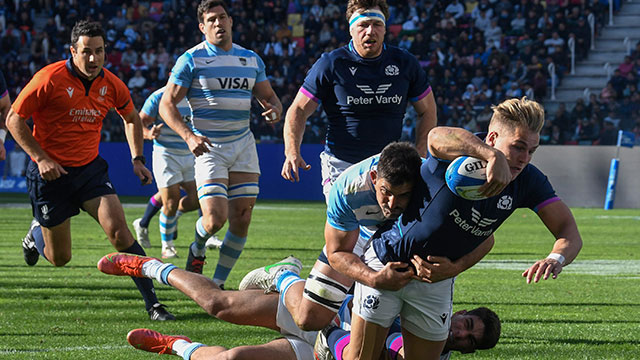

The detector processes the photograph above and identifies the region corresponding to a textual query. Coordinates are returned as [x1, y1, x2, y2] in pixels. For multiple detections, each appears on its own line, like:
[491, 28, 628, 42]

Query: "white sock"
[191, 242, 207, 257]
[171, 339, 192, 356]
[140, 259, 164, 279]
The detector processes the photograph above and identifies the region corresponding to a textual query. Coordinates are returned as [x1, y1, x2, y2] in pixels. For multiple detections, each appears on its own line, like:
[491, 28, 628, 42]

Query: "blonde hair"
[490, 97, 545, 133]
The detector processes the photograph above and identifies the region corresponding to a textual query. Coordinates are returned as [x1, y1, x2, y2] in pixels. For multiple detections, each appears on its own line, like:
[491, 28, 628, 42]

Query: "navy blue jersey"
[0, 69, 7, 99]
[301, 41, 431, 163]
[372, 154, 559, 265]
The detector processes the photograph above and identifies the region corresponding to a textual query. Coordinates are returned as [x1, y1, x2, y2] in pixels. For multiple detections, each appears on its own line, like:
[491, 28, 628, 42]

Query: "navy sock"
[32, 224, 48, 261]
[122, 241, 159, 310]
[140, 197, 161, 228]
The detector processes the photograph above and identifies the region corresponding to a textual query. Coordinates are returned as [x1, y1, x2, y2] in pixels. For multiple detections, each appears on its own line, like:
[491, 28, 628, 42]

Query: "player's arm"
[325, 223, 413, 290]
[522, 200, 582, 284]
[253, 79, 283, 124]
[159, 82, 211, 157]
[139, 111, 162, 140]
[121, 109, 153, 185]
[5, 108, 68, 180]
[411, 90, 437, 158]
[428, 126, 511, 197]
[281, 90, 318, 182]
[411, 235, 495, 283]
[0, 93, 11, 161]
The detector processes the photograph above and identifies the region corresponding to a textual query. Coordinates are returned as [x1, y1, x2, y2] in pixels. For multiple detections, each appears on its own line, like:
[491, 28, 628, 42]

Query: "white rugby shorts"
[320, 151, 353, 203]
[195, 133, 260, 185]
[152, 147, 195, 188]
[277, 291, 316, 360]
[353, 246, 454, 341]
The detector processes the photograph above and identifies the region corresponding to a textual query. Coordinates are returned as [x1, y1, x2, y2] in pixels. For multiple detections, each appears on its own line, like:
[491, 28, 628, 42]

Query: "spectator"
[127, 69, 146, 90]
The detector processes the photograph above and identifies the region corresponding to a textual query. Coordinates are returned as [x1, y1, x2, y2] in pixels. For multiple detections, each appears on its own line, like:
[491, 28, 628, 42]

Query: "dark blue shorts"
[26, 156, 117, 227]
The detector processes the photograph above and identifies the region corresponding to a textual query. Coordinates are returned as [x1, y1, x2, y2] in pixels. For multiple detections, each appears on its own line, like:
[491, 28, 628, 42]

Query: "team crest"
[497, 195, 513, 210]
[239, 57, 247, 66]
[385, 64, 399, 76]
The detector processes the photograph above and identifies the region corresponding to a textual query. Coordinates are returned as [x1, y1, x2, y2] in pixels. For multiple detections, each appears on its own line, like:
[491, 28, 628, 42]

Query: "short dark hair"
[197, 0, 230, 23]
[70, 21, 106, 48]
[376, 142, 421, 186]
[468, 307, 501, 350]
[346, 0, 390, 22]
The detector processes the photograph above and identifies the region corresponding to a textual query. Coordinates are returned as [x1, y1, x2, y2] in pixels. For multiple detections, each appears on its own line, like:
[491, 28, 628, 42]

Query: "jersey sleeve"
[141, 91, 161, 119]
[11, 70, 51, 119]
[300, 52, 332, 104]
[169, 52, 195, 88]
[112, 77, 135, 116]
[521, 165, 559, 212]
[326, 181, 359, 232]
[405, 52, 431, 102]
[254, 53, 268, 83]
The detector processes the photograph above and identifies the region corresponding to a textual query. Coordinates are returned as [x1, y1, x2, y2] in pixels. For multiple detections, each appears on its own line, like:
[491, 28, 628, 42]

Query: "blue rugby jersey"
[326, 154, 388, 255]
[301, 41, 431, 163]
[141, 86, 192, 155]
[169, 41, 267, 143]
[372, 153, 560, 265]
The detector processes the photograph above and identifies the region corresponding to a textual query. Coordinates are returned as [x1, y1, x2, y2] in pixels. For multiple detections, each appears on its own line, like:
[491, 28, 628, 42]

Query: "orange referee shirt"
[12, 60, 135, 167]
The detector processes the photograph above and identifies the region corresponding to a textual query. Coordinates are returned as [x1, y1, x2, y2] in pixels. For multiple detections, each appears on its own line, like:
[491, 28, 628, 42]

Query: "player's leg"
[133, 192, 162, 248]
[342, 314, 390, 360]
[212, 171, 259, 287]
[399, 329, 445, 360]
[127, 328, 297, 360]
[85, 193, 174, 320]
[30, 219, 72, 266]
[158, 184, 181, 258]
[187, 186, 229, 273]
[178, 180, 199, 213]
[286, 260, 354, 331]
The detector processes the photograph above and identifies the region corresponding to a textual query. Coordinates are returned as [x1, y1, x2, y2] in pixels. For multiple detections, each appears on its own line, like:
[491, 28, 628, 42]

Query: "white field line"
[475, 259, 640, 275]
[0, 345, 130, 354]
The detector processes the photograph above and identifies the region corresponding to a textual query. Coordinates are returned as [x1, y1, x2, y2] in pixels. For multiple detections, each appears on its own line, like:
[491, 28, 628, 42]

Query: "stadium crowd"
[1, 0, 639, 146]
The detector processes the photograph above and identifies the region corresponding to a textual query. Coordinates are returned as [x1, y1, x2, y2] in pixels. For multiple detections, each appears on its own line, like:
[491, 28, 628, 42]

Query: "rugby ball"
[445, 156, 488, 200]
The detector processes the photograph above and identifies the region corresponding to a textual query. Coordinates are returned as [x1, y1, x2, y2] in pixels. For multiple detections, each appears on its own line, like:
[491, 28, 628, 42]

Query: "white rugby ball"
[445, 156, 488, 200]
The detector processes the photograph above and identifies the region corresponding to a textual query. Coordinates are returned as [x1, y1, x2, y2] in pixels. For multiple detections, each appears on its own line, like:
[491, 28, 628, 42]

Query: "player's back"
[142, 87, 192, 155]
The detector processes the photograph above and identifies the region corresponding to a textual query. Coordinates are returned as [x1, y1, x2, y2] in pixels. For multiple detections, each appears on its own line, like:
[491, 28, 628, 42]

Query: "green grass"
[1, 196, 639, 359]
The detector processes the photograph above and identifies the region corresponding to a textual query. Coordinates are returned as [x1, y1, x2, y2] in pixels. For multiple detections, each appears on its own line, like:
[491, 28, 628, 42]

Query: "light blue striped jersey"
[141, 86, 192, 155]
[169, 41, 267, 143]
[326, 154, 387, 253]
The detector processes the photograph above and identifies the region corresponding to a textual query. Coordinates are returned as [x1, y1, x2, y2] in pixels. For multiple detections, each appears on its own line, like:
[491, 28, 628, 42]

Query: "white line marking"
[0, 345, 130, 354]
[474, 259, 640, 275]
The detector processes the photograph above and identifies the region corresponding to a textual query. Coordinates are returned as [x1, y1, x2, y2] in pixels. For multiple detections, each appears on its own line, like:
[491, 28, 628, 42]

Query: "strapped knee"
[302, 267, 350, 312]
[198, 183, 228, 200]
[228, 182, 259, 200]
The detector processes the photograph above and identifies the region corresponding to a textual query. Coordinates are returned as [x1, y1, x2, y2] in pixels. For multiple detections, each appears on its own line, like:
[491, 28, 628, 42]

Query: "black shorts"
[26, 156, 117, 227]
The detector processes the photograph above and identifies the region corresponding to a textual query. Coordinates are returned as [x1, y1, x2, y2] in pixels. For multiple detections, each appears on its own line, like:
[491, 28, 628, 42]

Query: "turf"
[0, 195, 639, 359]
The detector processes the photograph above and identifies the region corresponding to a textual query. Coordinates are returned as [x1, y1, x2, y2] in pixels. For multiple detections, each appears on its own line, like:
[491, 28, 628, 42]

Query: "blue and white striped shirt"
[141, 86, 192, 155]
[169, 41, 267, 143]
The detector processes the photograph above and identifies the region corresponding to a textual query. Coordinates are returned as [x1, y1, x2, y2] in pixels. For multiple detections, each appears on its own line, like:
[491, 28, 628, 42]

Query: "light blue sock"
[212, 231, 247, 286]
[178, 342, 205, 360]
[276, 270, 303, 294]
[191, 217, 212, 257]
[159, 212, 178, 244]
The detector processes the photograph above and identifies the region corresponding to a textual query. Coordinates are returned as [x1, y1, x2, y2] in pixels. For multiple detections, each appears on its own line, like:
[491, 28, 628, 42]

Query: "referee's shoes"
[22, 219, 40, 266]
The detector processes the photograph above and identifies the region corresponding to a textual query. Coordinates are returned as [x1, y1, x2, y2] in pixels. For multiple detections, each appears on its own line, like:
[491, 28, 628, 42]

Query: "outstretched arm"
[281, 90, 318, 182]
[522, 200, 583, 283]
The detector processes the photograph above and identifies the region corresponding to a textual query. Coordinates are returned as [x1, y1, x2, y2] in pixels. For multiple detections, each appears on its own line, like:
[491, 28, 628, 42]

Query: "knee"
[202, 213, 227, 233]
[49, 254, 71, 267]
[163, 198, 179, 215]
[294, 311, 328, 331]
[201, 296, 228, 319]
[229, 207, 253, 229]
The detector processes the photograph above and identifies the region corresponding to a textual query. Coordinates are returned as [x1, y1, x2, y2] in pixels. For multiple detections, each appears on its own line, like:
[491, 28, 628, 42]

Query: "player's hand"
[411, 255, 460, 283]
[133, 161, 153, 185]
[372, 261, 413, 290]
[478, 150, 511, 198]
[281, 154, 311, 182]
[522, 258, 563, 284]
[37, 157, 68, 181]
[0, 141, 5, 161]
[186, 134, 212, 157]
[148, 124, 164, 140]
[259, 99, 280, 124]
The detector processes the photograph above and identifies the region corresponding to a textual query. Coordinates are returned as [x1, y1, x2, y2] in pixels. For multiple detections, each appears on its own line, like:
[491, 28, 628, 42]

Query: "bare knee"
[228, 206, 253, 230]
[202, 213, 227, 234]
[201, 295, 230, 320]
[49, 254, 71, 267]
[294, 310, 331, 331]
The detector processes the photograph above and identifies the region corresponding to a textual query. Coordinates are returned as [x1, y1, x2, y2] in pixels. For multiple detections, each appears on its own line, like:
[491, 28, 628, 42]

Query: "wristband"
[546, 253, 565, 265]
[132, 155, 146, 165]
[0, 129, 6, 142]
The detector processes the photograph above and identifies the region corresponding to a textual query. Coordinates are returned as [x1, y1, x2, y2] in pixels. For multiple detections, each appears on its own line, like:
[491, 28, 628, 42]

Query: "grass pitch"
[1, 194, 639, 359]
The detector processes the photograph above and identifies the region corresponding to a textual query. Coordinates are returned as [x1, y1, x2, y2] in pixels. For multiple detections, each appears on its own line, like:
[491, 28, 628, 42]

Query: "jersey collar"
[65, 58, 105, 80]
[347, 40, 386, 62]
